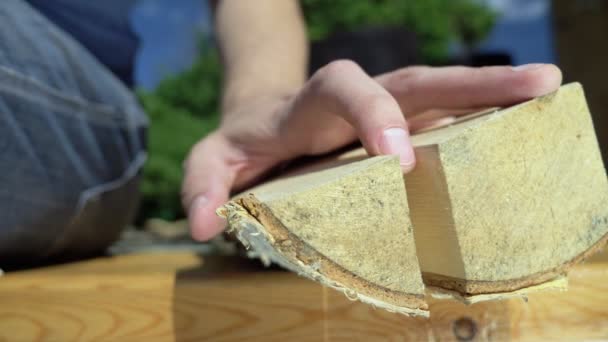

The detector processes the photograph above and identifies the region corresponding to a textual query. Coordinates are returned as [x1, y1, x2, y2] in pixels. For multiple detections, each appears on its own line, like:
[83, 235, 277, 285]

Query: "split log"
[218, 82, 608, 316]
[405, 82, 608, 296]
[219, 156, 428, 316]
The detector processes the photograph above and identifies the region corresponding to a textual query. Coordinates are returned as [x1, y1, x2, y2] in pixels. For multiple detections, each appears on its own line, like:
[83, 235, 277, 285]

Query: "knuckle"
[382, 66, 432, 113]
[388, 66, 429, 87]
[182, 141, 202, 171]
[361, 93, 397, 110]
[315, 59, 361, 82]
[354, 93, 401, 122]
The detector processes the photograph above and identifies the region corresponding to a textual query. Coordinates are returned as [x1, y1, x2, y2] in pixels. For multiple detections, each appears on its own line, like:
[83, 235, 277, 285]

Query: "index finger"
[376, 64, 563, 117]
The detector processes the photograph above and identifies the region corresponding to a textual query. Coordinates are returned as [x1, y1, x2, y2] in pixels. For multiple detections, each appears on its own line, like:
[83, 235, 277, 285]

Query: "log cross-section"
[219, 82, 608, 315]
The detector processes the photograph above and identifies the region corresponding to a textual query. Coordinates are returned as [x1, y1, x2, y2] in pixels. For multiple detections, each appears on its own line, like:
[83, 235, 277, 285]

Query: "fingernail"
[189, 195, 208, 216]
[512, 63, 545, 72]
[380, 128, 415, 170]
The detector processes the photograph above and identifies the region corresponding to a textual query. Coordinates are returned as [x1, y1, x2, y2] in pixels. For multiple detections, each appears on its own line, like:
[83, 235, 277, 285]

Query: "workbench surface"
[1, 251, 607, 341]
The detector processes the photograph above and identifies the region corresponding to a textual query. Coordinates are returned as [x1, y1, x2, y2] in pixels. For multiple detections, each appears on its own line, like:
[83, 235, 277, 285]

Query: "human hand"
[182, 61, 562, 241]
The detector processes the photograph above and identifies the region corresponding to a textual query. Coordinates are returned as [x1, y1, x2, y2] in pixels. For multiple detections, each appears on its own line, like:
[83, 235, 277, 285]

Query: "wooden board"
[1, 251, 608, 341]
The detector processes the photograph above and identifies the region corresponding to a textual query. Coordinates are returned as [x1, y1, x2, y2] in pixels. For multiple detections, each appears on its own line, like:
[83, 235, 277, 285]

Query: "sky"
[132, 0, 211, 90]
[476, 0, 555, 65]
[485, 0, 550, 20]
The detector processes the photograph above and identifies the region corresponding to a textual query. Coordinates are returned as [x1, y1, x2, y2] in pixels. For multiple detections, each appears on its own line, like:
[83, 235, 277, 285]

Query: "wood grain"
[222, 84, 608, 301]
[1, 251, 608, 341]
[222, 156, 428, 316]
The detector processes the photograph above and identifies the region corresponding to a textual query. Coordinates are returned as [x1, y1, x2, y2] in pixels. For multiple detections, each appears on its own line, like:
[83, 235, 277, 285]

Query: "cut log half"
[407, 83, 608, 295]
[218, 156, 428, 317]
[218, 83, 608, 315]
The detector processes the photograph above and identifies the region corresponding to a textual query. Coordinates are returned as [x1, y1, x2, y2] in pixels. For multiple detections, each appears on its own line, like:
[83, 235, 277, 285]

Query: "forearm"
[213, 0, 308, 114]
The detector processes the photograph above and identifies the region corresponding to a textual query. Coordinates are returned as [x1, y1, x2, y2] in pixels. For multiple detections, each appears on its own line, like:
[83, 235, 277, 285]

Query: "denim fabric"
[0, 0, 148, 265]
[24, 0, 139, 86]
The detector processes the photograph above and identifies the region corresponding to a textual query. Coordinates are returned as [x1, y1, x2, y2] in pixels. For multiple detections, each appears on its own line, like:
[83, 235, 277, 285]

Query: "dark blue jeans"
[0, 1, 147, 266]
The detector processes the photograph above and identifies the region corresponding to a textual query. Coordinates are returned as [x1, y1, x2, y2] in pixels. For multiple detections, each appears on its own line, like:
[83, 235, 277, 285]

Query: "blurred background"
[126, 0, 607, 227]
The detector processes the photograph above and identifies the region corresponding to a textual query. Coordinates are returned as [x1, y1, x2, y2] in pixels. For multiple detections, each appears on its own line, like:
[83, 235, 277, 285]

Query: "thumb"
[182, 133, 238, 241]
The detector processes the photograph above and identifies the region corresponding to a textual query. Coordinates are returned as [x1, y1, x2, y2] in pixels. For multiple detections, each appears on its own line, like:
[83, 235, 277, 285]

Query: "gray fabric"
[0, 0, 148, 265]
[24, 0, 139, 85]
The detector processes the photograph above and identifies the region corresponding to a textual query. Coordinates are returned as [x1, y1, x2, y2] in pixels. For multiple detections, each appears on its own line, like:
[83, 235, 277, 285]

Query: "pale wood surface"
[223, 156, 427, 316]
[1, 251, 608, 341]
[223, 84, 608, 301]
[404, 83, 608, 286]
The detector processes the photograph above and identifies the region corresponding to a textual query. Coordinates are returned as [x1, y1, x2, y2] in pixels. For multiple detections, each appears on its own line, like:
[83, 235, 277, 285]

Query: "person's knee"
[0, 93, 146, 267]
[51, 172, 142, 260]
[0, 173, 141, 267]
[0, 192, 78, 266]
[0, 0, 147, 267]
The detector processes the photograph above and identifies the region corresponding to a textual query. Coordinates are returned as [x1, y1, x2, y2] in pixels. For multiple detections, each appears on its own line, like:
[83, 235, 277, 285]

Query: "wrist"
[221, 85, 299, 118]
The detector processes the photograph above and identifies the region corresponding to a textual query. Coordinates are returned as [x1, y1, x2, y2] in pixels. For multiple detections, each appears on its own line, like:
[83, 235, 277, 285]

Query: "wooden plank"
[1, 251, 608, 341]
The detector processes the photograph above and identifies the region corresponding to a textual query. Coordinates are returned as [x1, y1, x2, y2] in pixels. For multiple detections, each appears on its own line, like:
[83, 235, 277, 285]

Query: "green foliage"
[449, 1, 497, 47]
[146, 48, 222, 119]
[301, 0, 496, 62]
[138, 1, 496, 221]
[137, 50, 221, 221]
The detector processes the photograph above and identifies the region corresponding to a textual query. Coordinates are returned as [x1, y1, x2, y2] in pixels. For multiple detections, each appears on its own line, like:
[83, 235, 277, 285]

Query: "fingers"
[182, 62, 562, 241]
[376, 64, 563, 116]
[289, 60, 416, 171]
[182, 133, 241, 241]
